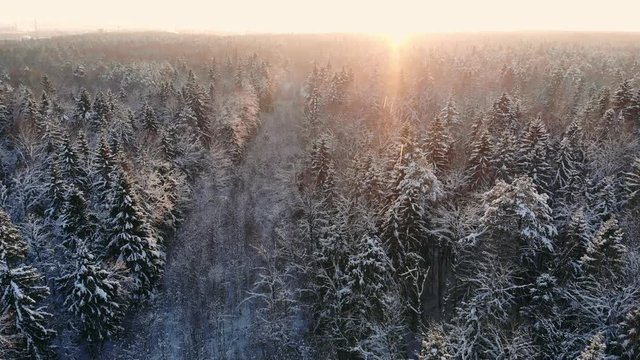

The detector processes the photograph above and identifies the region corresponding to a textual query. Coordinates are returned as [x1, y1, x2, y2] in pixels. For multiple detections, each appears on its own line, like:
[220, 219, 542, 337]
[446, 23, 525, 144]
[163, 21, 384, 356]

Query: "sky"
[1, 0, 640, 34]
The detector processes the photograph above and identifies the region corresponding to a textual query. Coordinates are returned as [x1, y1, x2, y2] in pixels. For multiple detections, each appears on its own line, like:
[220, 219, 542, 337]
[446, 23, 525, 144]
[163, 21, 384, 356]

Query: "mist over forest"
[0, 32, 639, 359]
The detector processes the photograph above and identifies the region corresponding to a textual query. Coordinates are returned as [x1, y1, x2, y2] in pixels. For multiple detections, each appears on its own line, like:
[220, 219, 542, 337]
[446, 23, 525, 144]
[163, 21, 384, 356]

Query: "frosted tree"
[623, 157, 640, 206]
[0, 262, 55, 359]
[517, 115, 552, 191]
[553, 136, 581, 196]
[589, 176, 618, 222]
[309, 136, 336, 199]
[618, 308, 640, 359]
[491, 127, 518, 182]
[0, 209, 27, 262]
[59, 248, 124, 344]
[612, 79, 633, 115]
[480, 176, 556, 269]
[91, 91, 109, 130]
[60, 185, 94, 250]
[577, 333, 606, 360]
[183, 70, 211, 144]
[558, 207, 592, 276]
[346, 234, 394, 322]
[419, 327, 451, 360]
[423, 115, 452, 171]
[580, 217, 626, 280]
[140, 102, 159, 134]
[45, 161, 65, 218]
[106, 170, 163, 297]
[92, 134, 119, 203]
[58, 134, 89, 191]
[468, 126, 493, 188]
[74, 88, 92, 123]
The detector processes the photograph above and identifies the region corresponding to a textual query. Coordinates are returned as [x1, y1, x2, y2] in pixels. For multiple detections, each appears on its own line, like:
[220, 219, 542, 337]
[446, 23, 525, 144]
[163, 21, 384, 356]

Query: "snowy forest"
[0, 32, 639, 359]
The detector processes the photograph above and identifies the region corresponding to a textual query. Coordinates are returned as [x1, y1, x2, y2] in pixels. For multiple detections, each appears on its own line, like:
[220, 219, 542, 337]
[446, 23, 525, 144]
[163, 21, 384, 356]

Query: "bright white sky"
[2, 0, 640, 33]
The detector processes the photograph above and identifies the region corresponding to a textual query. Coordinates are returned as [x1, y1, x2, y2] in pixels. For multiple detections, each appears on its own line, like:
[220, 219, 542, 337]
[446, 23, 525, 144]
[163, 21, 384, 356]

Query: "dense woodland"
[0, 32, 639, 359]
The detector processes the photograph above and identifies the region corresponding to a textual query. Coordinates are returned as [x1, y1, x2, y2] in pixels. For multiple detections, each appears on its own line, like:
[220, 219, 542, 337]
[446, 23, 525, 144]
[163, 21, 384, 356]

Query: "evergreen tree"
[424, 115, 452, 171]
[59, 249, 124, 344]
[612, 79, 633, 114]
[140, 102, 159, 134]
[618, 308, 640, 360]
[91, 91, 110, 130]
[0, 209, 28, 262]
[518, 115, 553, 191]
[419, 327, 451, 360]
[74, 88, 92, 123]
[60, 185, 93, 250]
[491, 127, 518, 182]
[309, 136, 336, 198]
[93, 135, 116, 195]
[40, 75, 55, 95]
[580, 217, 626, 279]
[0, 262, 55, 359]
[553, 136, 581, 195]
[106, 171, 163, 297]
[481, 176, 556, 269]
[45, 161, 66, 218]
[577, 333, 606, 360]
[623, 157, 640, 206]
[58, 135, 88, 191]
[468, 127, 493, 188]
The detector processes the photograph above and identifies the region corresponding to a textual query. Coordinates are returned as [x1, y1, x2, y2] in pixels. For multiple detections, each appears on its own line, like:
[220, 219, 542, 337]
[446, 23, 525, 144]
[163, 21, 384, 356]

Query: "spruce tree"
[468, 127, 493, 188]
[0, 209, 28, 262]
[481, 176, 556, 269]
[74, 88, 92, 123]
[518, 115, 553, 191]
[577, 333, 606, 360]
[59, 134, 89, 191]
[60, 185, 93, 250]
[580, 217, 626, 279]
[423, 115, 452, 171]
[59, 248, 124, 344]
[140, 102, 159, 134]
[106, 171, 163, 297]
[623, 157, 640, 206]
[0, 262, 55, 359]
[618, 308, 640, 360]
[491, 127, 518, 182]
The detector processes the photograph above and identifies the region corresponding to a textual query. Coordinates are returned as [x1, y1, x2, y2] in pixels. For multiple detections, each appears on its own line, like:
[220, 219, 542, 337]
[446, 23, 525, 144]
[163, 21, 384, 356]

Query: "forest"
[0, 32, 638, 359]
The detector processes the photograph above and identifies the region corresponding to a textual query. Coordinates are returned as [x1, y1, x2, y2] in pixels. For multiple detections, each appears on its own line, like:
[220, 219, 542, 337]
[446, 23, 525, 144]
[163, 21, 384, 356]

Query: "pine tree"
[577, 333, 606, 360]
[91, 91, 110, 130]
[468, 126, 493, 188]
[438, 98, 460, 126]
[76, 131, 90, 167]
[309, 136, 336, 198]
[183, 71, 211, 144]
[106, 171, 163, 297]
[488, 93, 518, 129]
[380, 151, 441, 270]
[45, 161, 66, 218]
[580, 217, 626, 279]
[140, 102, 159, 134]
[93, 135, 116, 195]
[553, 136, 581, 194]
[346, 234, 394, 321]
[612, 79, 633, 114]
[60, 185, 93, 250]
[558, 207, 592, 276]
[59, 249, 124, 344]
[590, 176, 618, 222]
[518, 115, 553, 191]
[0, 262, 55, 359]
[419, 327, 451, 360]
[40, 75, 55, 95]
[491, 127, 518, 182]
[623, 157, 640, 206]
[618, 308, 640, 360]
[0, 209, 28, 262]
[424, 115, 452, 171]
[481, 176, 556, 268]
[74, 88, 92, 123]
[58, 134, 88, 191]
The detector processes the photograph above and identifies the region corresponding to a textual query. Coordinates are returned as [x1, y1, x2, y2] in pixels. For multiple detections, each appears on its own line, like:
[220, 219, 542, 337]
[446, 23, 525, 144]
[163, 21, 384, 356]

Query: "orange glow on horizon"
[2, 0, 640, 34]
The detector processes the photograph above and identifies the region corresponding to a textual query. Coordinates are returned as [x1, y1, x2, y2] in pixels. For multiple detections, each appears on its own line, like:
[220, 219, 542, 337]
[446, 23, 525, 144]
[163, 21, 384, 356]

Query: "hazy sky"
[2, 0, 640, 33]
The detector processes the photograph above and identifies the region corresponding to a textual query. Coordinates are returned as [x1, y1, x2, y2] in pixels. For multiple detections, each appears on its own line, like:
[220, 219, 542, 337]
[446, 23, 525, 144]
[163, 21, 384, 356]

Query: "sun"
[384, 31, 412, 49]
